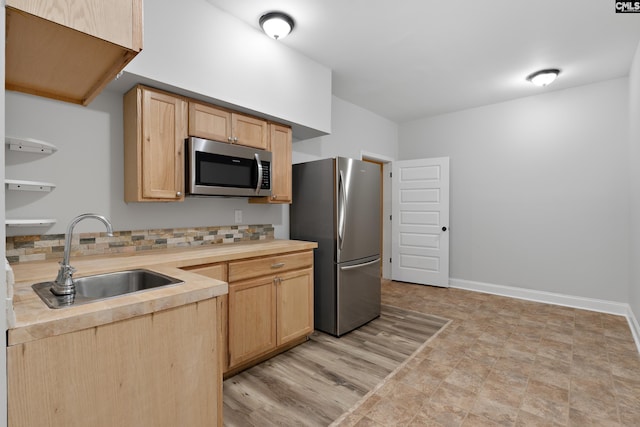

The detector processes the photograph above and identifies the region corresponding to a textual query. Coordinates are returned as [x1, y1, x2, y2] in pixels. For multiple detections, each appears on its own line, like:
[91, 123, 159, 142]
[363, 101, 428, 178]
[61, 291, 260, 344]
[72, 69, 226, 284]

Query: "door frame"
[361, 151, 393, 280]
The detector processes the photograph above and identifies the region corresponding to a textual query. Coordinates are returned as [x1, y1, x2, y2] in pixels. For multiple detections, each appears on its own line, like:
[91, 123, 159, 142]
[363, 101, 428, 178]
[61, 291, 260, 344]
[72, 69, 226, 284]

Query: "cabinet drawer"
[182, 263, 228, 281]
[228, 251, 313, 282]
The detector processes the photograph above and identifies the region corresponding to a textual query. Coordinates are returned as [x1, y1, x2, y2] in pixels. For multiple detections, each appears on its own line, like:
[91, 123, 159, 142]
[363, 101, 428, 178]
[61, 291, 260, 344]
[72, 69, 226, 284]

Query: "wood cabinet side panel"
[218, 294, 230, 374]
[182, 262, 230, 373]
[6, 10, 135, 105]
[123, 86, 143, 202]
[174, 98, 188, 199]
[8, 299, 220, 427]
[7, 0, 139, 49]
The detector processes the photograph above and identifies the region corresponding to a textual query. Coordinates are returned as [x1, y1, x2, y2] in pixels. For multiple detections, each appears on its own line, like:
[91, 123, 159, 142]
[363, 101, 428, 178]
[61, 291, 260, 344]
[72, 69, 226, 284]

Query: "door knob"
[442, 226, 447, 232]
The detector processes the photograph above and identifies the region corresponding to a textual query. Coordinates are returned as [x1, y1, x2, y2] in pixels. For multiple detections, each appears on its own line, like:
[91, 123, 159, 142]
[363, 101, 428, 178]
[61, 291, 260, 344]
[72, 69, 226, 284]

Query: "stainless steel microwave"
[185, 137, 272, 197]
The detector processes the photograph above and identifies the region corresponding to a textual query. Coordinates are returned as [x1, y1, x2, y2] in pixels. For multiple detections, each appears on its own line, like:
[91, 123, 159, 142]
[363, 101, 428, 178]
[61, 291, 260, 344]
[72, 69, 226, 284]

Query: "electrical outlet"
[234, 209, 243, 224]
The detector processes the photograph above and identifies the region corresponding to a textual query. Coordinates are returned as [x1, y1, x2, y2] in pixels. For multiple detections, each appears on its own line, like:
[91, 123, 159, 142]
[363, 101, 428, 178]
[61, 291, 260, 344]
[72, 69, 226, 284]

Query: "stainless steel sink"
[32, 269, 184, 309]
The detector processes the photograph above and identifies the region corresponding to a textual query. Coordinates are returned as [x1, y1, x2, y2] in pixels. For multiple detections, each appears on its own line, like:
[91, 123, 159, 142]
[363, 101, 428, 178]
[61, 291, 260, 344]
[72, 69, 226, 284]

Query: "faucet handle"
[52, 263, 77, 296]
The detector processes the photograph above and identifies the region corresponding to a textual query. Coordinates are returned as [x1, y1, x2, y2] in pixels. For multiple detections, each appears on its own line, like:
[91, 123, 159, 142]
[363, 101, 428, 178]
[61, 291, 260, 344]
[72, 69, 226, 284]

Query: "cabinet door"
[232, 113, 268, 150]
[188, 102, 232, 143]
[141, 88, 187, 200]
[277, 268, 314, 345]
[228, 277, 276, 368]
[251, 123, 292, 204]
[269, 124, 292, 203]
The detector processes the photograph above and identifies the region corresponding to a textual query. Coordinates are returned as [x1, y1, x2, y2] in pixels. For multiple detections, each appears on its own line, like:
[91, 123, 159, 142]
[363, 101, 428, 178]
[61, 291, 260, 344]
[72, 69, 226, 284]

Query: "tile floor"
[335, 280, 640, 426]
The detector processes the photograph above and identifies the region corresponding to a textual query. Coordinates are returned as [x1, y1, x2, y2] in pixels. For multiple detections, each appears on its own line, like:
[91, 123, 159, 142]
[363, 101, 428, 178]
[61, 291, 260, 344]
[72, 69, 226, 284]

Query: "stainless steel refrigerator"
[290, 157, 381, 336]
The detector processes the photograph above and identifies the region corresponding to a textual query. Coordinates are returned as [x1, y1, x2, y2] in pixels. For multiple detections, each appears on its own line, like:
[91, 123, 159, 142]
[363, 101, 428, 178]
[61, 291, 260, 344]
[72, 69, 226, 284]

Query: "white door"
[392, 157, 450, 287]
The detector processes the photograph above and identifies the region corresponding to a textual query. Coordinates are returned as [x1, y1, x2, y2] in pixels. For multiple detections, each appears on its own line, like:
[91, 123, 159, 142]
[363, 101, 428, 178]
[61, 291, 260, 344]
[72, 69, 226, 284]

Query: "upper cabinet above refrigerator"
[5, 0, 143, 106]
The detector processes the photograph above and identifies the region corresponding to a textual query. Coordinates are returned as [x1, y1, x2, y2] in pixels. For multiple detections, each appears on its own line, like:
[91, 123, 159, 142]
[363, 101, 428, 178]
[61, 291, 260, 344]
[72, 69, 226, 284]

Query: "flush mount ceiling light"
[259, 12, 294, 40]
[526, 68, 561, 87]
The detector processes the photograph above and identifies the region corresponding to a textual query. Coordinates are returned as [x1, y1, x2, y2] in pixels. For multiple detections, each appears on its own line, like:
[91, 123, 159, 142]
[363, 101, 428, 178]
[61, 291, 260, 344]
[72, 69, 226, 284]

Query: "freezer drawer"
[336, 256, 381, 336]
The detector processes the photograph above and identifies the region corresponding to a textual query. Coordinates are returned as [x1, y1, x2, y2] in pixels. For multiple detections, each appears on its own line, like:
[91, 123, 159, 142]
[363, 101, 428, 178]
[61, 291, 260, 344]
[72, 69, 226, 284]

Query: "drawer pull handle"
[271, 262, 285, 269]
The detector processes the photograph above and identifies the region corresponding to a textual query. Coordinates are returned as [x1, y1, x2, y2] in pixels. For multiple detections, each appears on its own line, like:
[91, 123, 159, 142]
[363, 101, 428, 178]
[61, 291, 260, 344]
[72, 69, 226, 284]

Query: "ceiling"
[206, 0, 640, 123]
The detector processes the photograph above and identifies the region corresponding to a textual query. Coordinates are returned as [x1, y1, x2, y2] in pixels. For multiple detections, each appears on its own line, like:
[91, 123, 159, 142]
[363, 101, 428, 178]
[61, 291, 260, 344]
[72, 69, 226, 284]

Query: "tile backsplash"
[6, 224, 274, 264]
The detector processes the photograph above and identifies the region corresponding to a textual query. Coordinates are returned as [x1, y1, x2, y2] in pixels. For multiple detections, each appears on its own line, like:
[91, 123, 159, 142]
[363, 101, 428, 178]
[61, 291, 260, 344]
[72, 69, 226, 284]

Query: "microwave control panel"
[261, 161, 271, 189]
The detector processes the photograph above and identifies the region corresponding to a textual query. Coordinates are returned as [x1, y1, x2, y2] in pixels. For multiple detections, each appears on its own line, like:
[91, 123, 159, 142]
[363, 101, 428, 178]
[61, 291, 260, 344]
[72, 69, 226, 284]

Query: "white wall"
[629, 41, 640, 321]
[399, 78, 630, 303]
[121, 0, 331, 139]
[5, 90, 288, 238]
[5, 92, 398, 263]
[293, 96, 399, 278]
[293, 96, 398, 162]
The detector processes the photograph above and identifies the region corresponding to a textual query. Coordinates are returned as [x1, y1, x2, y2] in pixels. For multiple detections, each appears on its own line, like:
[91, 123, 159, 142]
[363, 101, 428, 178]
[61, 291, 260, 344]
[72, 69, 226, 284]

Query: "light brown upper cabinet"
[250, 124, 293, 205]
[188, 101, 268, 150]
[232, 114, 268, 150]
[189, 102, 231, 143]
[124, 85, 187, 202]
[5, 0, 143, 106]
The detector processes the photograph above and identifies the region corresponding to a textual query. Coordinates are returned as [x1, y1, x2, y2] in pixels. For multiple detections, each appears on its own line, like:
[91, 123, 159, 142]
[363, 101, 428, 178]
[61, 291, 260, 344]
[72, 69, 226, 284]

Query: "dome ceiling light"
[259, 12, 295, 40]
[526, 68, 561, 87]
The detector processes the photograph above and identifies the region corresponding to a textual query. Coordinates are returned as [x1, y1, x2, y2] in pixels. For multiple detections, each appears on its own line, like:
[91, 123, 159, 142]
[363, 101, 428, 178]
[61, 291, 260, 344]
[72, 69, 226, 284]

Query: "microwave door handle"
[254, 153, 263, 194]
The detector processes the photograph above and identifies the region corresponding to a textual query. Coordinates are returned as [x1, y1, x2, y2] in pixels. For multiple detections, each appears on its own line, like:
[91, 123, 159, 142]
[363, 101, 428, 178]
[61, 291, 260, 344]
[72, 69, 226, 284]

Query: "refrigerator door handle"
[339, 257, 381, 271]
[338, 170, 347, 250]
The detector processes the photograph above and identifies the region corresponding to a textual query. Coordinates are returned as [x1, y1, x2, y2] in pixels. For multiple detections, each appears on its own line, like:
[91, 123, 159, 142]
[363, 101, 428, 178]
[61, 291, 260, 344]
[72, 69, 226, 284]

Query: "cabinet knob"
[176, 191, 182, 197]
[228, 136, 232, 143]
[233, 137, 239, 143]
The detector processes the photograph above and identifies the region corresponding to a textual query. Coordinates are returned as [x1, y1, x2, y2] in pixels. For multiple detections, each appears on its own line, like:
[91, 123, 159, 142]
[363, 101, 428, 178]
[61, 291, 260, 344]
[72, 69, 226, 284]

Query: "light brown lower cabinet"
[228, 275, 277, 367]
[8, 298, 222, 427]
[184, 250, 314, 375]
[227, 266, 313, 371]
[277, 268, 314, 344]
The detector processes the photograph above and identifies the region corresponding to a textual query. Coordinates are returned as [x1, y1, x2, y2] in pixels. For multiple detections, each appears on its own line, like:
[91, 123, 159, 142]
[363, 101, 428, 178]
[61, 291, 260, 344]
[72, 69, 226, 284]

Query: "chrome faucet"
[51, 213, 114, 296]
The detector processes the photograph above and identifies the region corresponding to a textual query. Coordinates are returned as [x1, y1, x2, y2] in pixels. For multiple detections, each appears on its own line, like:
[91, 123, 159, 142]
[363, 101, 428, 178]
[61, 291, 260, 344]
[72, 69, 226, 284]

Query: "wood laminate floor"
[223, 304, 449, 426]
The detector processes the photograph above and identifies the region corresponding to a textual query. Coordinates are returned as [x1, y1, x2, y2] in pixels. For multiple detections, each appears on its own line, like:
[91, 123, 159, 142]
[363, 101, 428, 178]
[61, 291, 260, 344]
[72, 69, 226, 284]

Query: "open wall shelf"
[5, 136, 58, 154]
[5, 219, 56, 227]
[5, 179, 56, 192]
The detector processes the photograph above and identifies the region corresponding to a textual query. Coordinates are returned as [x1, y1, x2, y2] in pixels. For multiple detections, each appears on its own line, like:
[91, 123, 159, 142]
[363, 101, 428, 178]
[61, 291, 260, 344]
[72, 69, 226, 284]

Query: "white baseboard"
[449, 277, 628, 315]
[627, 306, 640, 354]
[449, 278, 640, 353]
